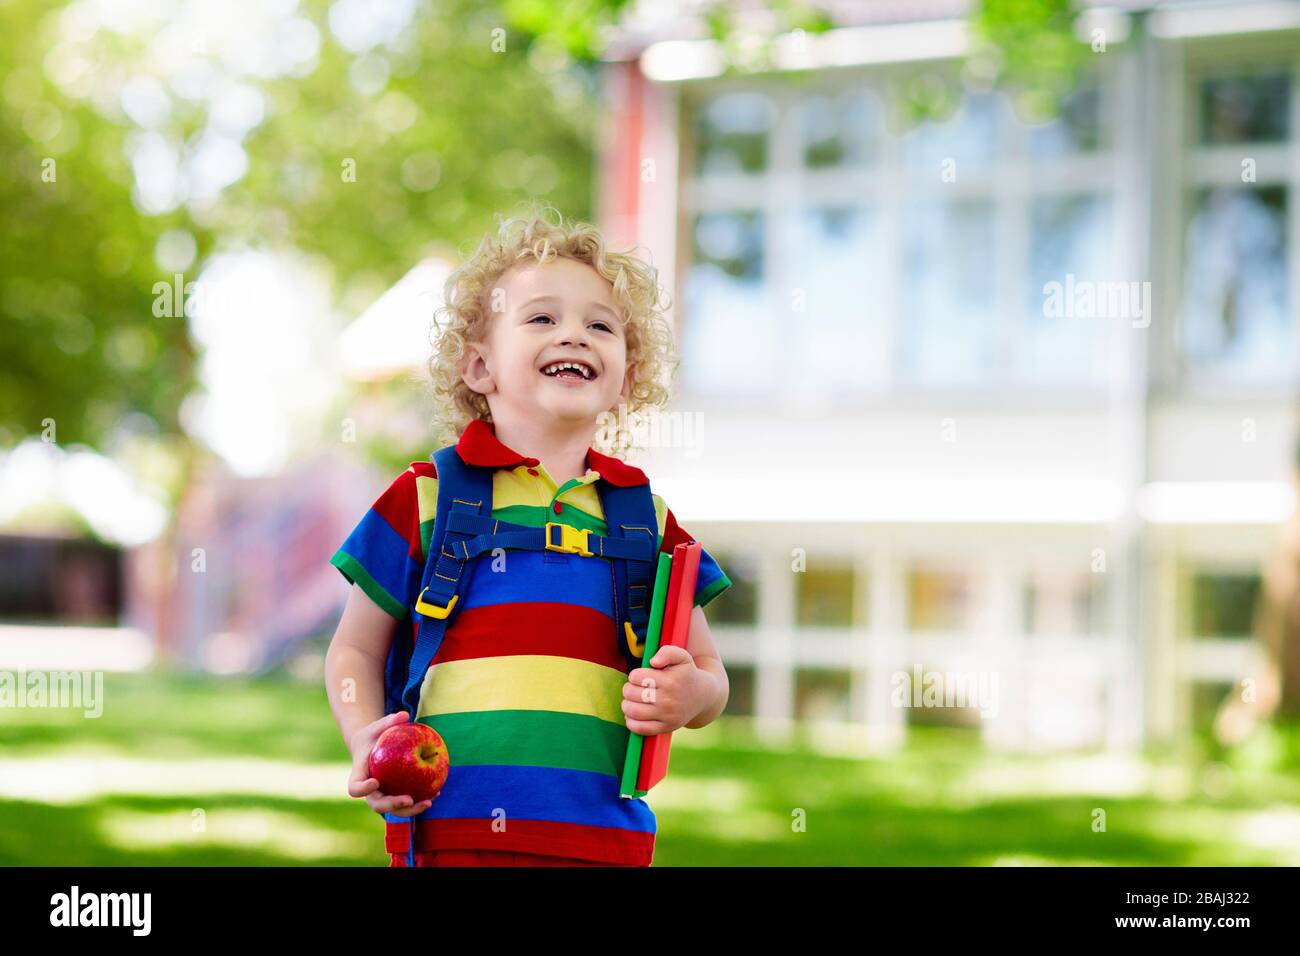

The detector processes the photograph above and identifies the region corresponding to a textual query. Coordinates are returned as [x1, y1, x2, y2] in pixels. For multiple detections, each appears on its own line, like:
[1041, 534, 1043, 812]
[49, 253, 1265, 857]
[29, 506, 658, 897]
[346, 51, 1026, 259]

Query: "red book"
[627, 540, 701, 796]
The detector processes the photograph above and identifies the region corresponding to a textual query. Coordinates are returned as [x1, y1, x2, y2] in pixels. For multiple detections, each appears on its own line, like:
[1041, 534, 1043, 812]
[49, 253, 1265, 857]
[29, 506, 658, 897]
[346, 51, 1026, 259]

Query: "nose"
[554, 314, 591, 348]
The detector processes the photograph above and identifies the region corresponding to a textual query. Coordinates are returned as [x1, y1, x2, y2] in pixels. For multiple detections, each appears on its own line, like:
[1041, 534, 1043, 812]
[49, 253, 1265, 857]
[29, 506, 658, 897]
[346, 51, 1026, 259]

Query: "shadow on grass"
[3, 672, 1297, 865]
[651, 727, 1290, 866]
[0, 794, 387, 867]
[3, 788, 1273, 867]
[0, 670, 346, 763]
[654, 794, 1267, 866]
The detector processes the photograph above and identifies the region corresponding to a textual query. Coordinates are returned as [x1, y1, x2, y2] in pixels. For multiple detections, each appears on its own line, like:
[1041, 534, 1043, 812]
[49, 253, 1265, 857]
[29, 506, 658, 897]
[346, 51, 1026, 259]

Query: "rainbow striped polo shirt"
[330, 418, 731, 866]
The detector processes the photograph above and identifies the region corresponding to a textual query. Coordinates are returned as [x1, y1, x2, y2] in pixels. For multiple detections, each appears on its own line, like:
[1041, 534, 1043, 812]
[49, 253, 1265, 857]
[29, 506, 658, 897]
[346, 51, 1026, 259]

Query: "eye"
[528, 314, 554, 324]
[590, 320, 613, 333]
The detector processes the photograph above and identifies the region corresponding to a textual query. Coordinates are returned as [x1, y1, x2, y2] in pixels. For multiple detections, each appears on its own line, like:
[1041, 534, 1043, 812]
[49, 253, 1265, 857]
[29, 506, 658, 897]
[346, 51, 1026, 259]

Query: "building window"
[680, 210, 771, 396]
[680, 72, 1117, 398]
[692, 90, 774, 174]
[901, 195, 997, 385]
[902, 667, 982, 728]
[1180, 67, 1295, 387]
[901, 88, 1003, 167]
[1199, 72, 1290, 144]
[789, 206, 889, 393]
[907, 566, 973, 633]
[722, 664, 755, 716]
[795, 564, 858, 628]
[1181, 185, 1290, 380]
[1188, 571, 1261, 640]
[794, 667, 853, 721]
[1027, 84, 1103, 155]
[1022, 192, 1114, 385]
[801, 88, 881, 168]
[1023, 568, 1106, 636]
[705, 551, 758, 626]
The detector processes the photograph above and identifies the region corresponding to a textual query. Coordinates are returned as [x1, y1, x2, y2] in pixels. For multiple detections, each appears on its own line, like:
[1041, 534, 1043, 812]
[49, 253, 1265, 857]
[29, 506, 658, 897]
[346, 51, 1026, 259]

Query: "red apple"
[368, 722, 450, 804]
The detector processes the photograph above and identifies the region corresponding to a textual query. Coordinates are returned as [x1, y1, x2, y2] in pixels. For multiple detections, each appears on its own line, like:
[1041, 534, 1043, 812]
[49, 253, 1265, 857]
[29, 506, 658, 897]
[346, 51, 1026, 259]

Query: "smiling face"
[461, 256, 635, 431]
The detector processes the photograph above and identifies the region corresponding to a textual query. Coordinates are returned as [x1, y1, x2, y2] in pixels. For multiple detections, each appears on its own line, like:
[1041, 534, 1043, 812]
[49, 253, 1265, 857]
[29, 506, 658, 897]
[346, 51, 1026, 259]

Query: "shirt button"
[527, 468, 538, 476]
[553, 502, 563, 514]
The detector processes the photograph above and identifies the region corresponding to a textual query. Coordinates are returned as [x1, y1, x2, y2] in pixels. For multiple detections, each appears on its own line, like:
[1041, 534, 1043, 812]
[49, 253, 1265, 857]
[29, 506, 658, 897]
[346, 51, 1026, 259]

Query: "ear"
[461, 341, 495, 396]
[618, 361, 635, 406]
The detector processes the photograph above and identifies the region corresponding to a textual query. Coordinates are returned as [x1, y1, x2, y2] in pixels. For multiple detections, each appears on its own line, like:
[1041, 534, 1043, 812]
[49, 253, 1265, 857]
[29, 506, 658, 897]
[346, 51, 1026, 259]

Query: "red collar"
[456, 418, 648, 487]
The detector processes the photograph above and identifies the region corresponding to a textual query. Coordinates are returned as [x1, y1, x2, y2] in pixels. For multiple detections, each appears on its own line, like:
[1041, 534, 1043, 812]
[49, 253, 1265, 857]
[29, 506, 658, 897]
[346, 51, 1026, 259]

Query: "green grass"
[2, 670, 1299, 866]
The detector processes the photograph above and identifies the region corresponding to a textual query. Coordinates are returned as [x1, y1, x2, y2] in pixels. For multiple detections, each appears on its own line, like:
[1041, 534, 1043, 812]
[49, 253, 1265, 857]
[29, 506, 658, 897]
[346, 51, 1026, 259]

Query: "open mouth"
[540, 359, 598, 382]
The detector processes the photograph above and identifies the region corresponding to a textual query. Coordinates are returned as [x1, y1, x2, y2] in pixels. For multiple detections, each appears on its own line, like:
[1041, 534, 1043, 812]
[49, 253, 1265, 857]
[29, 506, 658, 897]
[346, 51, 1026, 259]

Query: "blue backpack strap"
[387, 443, 492, 856]
[398, 444, 492, 721]
[597, 480, 660, 673]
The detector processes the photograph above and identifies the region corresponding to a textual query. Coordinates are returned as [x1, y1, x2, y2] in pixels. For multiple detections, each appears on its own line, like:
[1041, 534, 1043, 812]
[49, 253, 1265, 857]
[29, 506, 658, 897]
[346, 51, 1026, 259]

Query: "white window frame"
[1161, 36, 1300, 397]
[676, 54, 1129, 408]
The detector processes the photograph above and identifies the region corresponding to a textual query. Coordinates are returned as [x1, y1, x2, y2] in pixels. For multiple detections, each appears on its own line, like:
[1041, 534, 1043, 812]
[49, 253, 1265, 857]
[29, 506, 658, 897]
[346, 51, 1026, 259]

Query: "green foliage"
[973, 0, 1091, 122]
[502, 0, 636, 60]
[0, 0, 203, 452]
[229, 0, 598, 306]
[0, 0, 1092, 470]
[0, 0, 601, 467]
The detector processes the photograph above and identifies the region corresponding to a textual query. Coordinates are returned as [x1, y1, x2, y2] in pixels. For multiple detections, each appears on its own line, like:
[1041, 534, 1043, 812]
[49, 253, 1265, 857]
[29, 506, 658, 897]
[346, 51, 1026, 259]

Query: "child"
[324, 207, 733, 867]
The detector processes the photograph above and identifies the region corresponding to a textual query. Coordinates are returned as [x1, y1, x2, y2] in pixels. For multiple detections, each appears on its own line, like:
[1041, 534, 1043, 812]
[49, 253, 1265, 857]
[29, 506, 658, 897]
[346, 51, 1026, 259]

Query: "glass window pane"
[801, 90, 881, 168]
[1023, 193, 1114, 384]
[903, 669, 981, 728]
[788, 206, 887, 391]
[794, 668, 853, 721]
[901, 198, 996, 384]
[693, 91, 773, 175]
[795, 565, 857, 628]
[907, 567, 972, 632]
[1199, 73, 1290, 144]
[722, 664, 755, 716]
[705, 551, 758, 626]
[1024, 568, 1106, 636]
[681, 211, 772, 394]
[1027, 85, 1103, 156]
[901, 91, 1002, 170]
[1181, 186, 1292, 381]
[1189, 572, 1261, 639]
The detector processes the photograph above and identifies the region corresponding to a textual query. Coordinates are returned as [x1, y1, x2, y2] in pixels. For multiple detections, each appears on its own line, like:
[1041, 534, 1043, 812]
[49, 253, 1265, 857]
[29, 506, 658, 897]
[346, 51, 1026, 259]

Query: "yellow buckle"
[624, 621, 644, 658]
[415, 588, 458, 620]
[544, 522, 592, 557]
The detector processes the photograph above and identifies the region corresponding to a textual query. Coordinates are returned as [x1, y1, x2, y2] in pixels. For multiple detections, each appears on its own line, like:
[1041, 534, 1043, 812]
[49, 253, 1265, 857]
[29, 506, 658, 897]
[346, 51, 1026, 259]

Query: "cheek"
[606, 340, 629, 371]
[501, 350, 535, 378]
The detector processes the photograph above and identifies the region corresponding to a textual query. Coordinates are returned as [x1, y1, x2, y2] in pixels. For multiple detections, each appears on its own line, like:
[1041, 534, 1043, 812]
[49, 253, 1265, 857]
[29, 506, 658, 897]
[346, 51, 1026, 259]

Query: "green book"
[620, 551, 673, 798]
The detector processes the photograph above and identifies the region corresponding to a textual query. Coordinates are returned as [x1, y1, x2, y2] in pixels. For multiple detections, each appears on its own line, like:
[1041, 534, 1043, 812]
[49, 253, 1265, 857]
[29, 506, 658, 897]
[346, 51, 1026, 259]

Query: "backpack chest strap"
[440, 511, 654, 562]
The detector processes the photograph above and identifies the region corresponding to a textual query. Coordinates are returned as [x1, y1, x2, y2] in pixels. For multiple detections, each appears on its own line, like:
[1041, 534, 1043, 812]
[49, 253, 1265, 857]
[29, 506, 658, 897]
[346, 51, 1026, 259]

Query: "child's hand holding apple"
[346, 711, 449, 817]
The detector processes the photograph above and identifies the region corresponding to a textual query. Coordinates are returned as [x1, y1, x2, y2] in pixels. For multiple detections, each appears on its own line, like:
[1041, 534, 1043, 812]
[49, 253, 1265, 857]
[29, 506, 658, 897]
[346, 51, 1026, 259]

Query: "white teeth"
[542, 361, 594, 380]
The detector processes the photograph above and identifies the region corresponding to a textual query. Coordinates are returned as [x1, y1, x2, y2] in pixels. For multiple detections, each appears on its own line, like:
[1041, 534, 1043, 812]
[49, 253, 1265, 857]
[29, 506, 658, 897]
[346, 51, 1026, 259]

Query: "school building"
[581, 0, 1300, 751]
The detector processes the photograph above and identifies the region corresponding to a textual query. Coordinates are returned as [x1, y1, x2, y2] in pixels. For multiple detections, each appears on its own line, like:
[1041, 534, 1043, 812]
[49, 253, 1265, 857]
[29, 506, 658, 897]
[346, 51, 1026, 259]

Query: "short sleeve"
[656, 499, 733, 610]
[329, 462, 435, 620]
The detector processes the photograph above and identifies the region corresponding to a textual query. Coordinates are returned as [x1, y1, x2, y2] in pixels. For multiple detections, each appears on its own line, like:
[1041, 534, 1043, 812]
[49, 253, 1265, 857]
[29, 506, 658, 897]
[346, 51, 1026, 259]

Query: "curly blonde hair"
[426, 203, 678, 459]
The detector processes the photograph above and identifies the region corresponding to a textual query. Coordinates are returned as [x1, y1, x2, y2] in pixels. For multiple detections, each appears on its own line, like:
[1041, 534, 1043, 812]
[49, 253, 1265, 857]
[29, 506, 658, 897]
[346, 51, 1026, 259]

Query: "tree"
[1, 0, 1090, 471]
